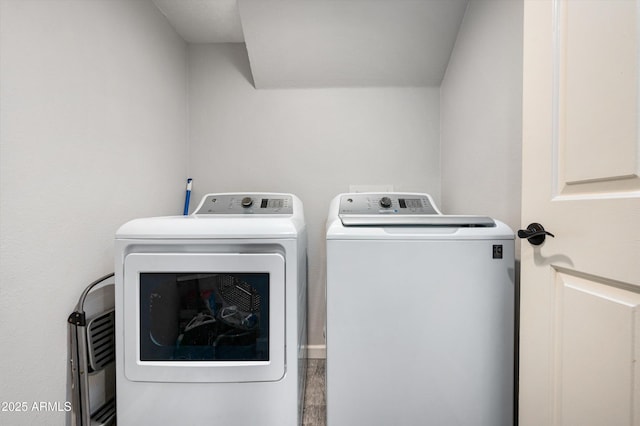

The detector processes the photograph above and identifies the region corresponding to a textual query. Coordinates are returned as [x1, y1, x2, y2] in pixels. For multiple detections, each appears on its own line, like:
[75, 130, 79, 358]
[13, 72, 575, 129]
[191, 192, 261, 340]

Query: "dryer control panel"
[339, 193, 439, 215]
[194, 194, 293, 215]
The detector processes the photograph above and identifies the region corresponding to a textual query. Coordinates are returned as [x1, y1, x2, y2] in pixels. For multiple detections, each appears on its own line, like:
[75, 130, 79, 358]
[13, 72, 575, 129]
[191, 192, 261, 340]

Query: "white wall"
[440, 0, 523, 238]
[188, 44, 441, 354]
[0, 1, 187, 424]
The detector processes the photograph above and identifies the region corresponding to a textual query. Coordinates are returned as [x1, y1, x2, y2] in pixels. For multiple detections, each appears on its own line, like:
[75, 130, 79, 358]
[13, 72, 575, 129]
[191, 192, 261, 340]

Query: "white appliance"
[326, 193, 515, 426]
[114, 193, 307, 426]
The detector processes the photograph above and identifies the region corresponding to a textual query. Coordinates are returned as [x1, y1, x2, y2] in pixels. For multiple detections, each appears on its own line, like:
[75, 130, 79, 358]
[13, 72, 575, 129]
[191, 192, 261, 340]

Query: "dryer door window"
[123, 252, 286, 383]
[139, 272, 270, 362]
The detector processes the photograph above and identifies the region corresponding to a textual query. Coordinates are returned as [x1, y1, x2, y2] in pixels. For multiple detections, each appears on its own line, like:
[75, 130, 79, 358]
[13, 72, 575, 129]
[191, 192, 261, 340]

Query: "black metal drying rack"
[68, 273, 116, 426]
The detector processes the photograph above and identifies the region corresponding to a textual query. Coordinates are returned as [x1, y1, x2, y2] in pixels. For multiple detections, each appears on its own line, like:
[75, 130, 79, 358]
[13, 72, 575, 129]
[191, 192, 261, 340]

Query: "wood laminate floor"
[302, 359, 326, 426]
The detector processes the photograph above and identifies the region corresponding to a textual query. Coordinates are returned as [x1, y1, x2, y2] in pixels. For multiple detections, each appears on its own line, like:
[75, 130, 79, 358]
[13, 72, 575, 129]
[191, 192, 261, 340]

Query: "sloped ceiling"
[151, 0, 469, 88]
[152, 0, 245, 43]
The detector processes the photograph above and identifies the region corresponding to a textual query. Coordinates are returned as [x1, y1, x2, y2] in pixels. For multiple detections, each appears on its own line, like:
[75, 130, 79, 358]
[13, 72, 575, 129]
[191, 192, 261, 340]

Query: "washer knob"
[379, 197, 392, 208]
[241, 197, 253, 208]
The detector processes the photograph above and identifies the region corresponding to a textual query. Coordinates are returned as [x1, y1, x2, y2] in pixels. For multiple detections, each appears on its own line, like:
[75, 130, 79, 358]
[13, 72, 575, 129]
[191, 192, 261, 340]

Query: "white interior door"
[520, 1, 640, 425]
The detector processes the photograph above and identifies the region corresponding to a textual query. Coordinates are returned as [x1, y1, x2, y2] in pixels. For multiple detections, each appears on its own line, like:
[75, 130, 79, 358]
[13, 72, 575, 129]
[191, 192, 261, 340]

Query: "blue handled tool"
[183, 178, 192, 215]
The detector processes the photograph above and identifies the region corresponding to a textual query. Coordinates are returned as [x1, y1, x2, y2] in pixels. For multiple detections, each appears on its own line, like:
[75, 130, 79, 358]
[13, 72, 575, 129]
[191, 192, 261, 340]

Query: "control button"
[379, 197, 392, 208]
[241, 197, 253, 208]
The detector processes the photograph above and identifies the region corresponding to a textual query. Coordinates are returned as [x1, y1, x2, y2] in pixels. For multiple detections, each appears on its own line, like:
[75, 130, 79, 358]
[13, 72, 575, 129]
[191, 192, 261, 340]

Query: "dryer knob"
[379, 197, 392, 208]
[241, 197, 253, 208]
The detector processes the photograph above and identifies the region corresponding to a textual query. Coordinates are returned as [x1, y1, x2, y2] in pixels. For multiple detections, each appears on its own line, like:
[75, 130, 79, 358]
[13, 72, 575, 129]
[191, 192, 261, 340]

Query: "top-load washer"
[114, 193, 307, 426]
[326, 193, 515, 426]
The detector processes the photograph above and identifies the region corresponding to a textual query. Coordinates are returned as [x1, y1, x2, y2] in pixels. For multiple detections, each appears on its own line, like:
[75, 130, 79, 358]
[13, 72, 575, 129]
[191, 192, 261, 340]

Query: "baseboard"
[305, 344, 326, 359]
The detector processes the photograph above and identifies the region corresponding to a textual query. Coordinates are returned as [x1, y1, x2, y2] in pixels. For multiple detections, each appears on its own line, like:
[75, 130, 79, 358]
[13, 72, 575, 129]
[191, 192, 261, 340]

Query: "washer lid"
[337, 193, 495, 227]
[340, 214, 495, 227]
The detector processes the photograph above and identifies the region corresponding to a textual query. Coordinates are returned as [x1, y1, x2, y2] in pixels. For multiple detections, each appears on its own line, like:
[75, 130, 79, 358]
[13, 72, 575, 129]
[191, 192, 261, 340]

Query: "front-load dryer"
[326, 193, 515, 426]
[114, 193, 307, 425]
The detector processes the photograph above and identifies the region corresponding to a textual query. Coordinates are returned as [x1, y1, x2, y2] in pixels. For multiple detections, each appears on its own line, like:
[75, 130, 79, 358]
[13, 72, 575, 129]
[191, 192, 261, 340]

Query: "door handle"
[517, 223, 555, 246]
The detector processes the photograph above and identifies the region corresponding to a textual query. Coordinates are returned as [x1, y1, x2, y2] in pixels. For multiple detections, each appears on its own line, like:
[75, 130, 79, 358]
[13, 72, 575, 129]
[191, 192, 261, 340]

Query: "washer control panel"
[337, 193, 496, 227]
[194, 194, 293, 215]
[339, 194, 439, 215]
